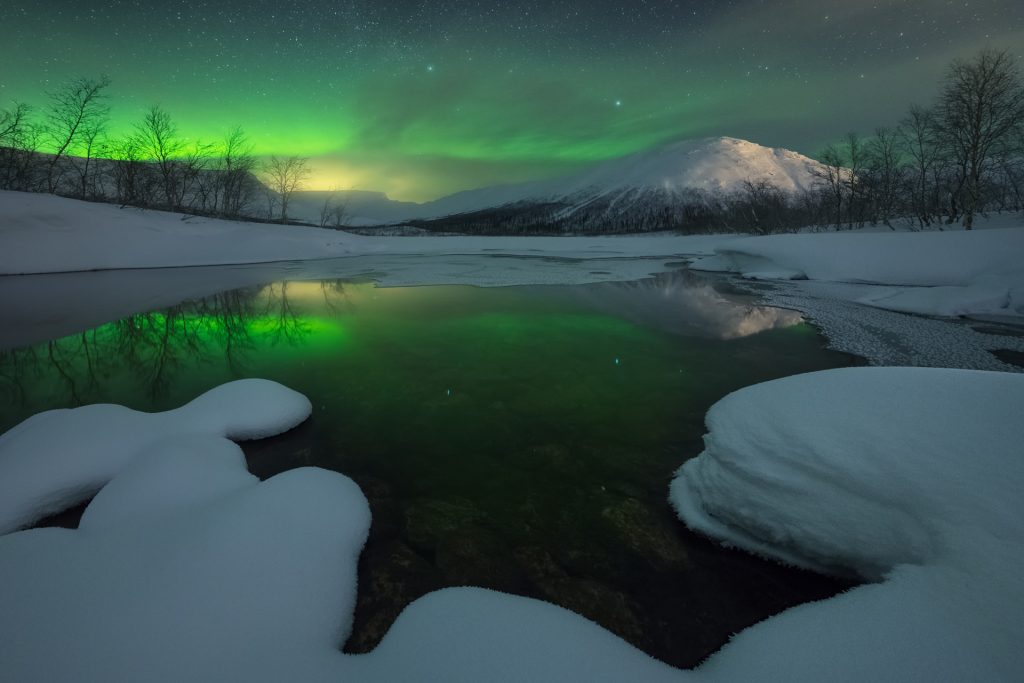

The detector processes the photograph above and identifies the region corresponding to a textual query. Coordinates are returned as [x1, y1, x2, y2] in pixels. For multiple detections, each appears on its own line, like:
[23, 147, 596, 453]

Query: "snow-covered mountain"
[298, 137, 828, 229]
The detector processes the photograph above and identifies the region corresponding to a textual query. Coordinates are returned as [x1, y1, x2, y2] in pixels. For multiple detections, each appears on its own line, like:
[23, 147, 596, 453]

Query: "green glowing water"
[0, 272, 856, 667]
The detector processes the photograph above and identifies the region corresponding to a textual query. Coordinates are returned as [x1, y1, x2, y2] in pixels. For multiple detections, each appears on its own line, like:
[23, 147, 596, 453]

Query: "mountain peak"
[331, 136, 826, 225]
[564, 136, 823, 197]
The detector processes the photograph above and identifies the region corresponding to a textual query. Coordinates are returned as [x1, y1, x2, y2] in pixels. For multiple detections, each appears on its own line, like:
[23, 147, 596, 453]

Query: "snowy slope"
[0, 190, 731, 275]
[0, 191, 356, 273]
[553, 136, 825, 197]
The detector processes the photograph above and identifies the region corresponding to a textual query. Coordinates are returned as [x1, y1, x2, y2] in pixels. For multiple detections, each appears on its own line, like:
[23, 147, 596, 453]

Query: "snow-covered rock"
[2, 372, 1022, 681]
[0, 378, 312, 533]
[671, 366, 1024, 680]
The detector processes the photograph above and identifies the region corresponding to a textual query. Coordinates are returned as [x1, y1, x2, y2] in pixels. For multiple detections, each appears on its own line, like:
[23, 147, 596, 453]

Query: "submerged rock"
[601, 497, 691, 570]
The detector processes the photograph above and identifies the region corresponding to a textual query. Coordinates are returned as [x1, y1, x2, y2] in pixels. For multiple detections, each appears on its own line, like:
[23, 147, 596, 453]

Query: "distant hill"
[304, 137, 828, 232]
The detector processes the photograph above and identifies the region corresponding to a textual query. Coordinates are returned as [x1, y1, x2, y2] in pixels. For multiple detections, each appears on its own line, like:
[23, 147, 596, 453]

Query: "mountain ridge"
[292, 136, 829, 230]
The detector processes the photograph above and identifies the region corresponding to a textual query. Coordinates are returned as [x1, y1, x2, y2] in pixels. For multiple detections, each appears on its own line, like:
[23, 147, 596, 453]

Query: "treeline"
[2, 48, 1022, 235]
[810, 49, 1024, 231]
[0, 77, 335, 224]
[415, 48, 1024, 236]
[698, 48, 1024, 233]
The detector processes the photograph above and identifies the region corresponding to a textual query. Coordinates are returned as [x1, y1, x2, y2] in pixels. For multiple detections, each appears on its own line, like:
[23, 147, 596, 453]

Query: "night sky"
[1, 1, 1021, 201]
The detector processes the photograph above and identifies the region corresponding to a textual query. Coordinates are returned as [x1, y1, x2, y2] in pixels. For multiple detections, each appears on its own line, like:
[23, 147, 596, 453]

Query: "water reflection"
[0, 281, 354, 409]
[1, 271, 802, 412]
[570, 270, 802, 339]
[0, 269, 853, 669]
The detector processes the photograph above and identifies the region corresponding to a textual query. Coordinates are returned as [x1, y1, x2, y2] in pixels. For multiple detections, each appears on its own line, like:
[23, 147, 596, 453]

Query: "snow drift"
[2, 371, 1022, 681]
[0, 378, 312, 533]
[672, 367, 1024, 680]
[692, 227, 1024, 318]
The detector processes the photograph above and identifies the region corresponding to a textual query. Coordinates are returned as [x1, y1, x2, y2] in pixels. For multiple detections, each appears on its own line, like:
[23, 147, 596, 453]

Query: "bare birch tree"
[43, 75, 111, 193]
[936, 48, 1024, 229]
[264, 155, 310, 222]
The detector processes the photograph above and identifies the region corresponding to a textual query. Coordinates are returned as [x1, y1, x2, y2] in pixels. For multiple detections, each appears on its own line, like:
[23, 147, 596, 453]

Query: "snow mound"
[0, 378, 311, 534]
[3, 374, 1024, 680]
[0, 447, 370, 683]
[346, 587, 681, 682]
[671, 367, 1024, 679]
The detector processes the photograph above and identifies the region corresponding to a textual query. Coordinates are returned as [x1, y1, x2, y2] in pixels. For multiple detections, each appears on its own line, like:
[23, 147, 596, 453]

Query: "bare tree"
[865, 127, 904, 228]
[179, 141, 213, 211]
[841, 132, 867, 227]
[0, 102, 31, 144]
[105, 134, 149, 206]
[264, 155, 310, 222]
[71, 122, 106, 199]
[814, 144, 847, 230]
[43, 75, 111, 193]
[935, 48, 1024, 229]
[0, 102, 39, 191]
[217, 127, 257, 218]
[898, 105, 943, 228]
[136, 105, 185, 209]
[734, 179, 791, 234]
[319, 188, 349, 228]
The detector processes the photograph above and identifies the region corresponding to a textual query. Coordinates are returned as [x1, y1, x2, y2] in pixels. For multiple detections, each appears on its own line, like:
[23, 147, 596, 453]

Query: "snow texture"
[692, 227, 1024, 319]
[0, 378, 312, 533]
[0, 189, 734, 276]
[671, 366, 1024, 680]
[3, 373, 1023, 681]
[736, 278, 1024, 372]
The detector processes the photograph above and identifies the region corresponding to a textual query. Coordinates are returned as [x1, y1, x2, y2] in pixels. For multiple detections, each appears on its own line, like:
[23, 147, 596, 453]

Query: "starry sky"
[1, 1, 1021, 201]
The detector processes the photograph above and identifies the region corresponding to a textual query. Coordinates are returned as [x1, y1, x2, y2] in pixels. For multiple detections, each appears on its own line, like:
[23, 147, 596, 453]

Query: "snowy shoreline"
[2, 370, 1022, 681]
[2, 189, 1023, 679]
[4, 189, 1023, 374]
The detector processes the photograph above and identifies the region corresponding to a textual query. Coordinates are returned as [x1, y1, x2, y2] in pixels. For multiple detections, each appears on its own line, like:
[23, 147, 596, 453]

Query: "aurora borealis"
[1, 1, 1021, 201]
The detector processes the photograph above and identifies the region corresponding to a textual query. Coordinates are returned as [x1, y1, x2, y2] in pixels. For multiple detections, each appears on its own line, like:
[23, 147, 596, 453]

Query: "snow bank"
[0, 378, 311, 533]
[346, 587, 682, 682]
[0, 190, 729, 275]
[0, 449, 370, 683]
[0, 191, 356, 273]
[672, 367, 1024, 679]
[3, 373, 1023, 680]
[0, 381, 678, 683]
[692, 227, 1024, 318]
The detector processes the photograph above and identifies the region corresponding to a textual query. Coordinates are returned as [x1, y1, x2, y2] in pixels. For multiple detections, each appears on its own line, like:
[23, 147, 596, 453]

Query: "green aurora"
[1, 1, 1021, 201]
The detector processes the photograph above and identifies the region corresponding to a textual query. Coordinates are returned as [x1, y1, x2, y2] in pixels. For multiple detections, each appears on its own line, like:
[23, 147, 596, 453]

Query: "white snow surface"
[556, 136, 824, 197]
[2, 373, 1023, 680]
[671, 366, 1024, 680]
[0, 190, 728, 276]
[693, 227, 1024, 318]
[0, 378, 312, 533]
[0, 191, 355, 272]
